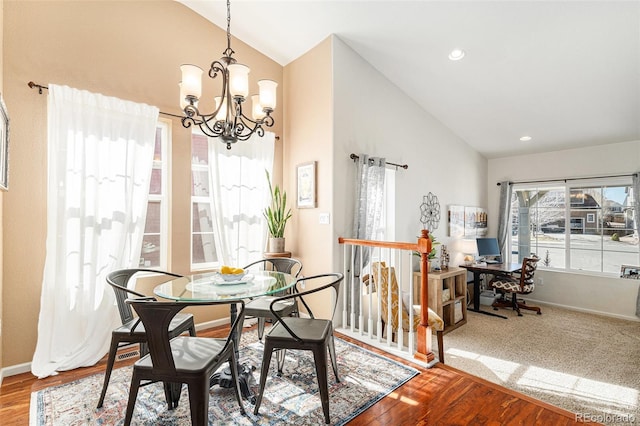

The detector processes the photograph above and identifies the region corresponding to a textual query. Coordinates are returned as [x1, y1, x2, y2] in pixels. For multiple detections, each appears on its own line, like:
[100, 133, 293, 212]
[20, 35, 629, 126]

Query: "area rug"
[30, 334, 418, 425]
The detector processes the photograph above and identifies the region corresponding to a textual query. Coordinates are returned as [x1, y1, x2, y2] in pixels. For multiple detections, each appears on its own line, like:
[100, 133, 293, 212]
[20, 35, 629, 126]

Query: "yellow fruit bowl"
[217, 266, 247, 282]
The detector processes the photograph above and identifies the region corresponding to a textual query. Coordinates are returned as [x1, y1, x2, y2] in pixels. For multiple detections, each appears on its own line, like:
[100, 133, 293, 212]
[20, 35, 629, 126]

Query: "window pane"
[144, 201, 161, 234]
[191, 133, 208, 165]
[192, 202, 213, 233]
[139, 235, 160, 268]
[192, 169, 210, 197]
[154, 127, 162, 161]
[192, 233, 218, 264]
[149, 166, 162, 195]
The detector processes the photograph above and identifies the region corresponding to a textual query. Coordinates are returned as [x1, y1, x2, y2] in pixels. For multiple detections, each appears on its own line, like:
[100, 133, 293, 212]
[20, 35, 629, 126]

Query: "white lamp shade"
[180, 64, 203, 99]
[228, 63, 250, 98]
[251, 95, 265, 120]
[215, 96, 228, 121]
[179, 82, 187, 109]
[258, 79, 277, 110]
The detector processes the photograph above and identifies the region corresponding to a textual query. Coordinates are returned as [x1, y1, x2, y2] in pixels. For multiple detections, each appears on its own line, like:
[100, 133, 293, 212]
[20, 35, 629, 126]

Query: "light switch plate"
[319, 213, 330, 225]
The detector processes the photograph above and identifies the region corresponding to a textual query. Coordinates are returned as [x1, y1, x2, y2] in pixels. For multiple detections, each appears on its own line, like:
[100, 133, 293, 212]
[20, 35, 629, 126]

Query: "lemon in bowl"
[218, 266, 246, 282]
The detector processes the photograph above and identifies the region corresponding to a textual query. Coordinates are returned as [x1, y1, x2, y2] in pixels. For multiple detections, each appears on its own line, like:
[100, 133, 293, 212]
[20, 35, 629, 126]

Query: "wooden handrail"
[338, 230, 435, 363]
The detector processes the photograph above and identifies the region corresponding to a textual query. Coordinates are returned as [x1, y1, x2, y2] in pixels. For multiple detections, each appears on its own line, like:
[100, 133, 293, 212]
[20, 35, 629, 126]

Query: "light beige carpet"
[443, 303, 640, 426]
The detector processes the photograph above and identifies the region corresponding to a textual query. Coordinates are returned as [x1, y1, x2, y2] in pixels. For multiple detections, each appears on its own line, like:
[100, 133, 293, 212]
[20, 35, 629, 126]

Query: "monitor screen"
[476, 237, 501, 257]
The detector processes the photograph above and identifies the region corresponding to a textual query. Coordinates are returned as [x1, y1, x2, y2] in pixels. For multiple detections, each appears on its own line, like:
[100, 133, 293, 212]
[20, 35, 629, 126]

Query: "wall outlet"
[537, 277, 544, 286]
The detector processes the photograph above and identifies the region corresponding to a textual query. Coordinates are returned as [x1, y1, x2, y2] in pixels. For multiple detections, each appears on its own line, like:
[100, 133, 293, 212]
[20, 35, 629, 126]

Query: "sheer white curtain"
[209, 132, 275, 267]
[497, 181, 513, 263]
[31, 85, 158, 378]
[353, 154, 386, 274]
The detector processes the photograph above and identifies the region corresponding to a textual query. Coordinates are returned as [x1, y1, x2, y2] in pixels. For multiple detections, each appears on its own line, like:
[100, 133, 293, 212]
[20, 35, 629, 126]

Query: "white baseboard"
[521, 297, 640, 322]
[1, 318, 237, 380]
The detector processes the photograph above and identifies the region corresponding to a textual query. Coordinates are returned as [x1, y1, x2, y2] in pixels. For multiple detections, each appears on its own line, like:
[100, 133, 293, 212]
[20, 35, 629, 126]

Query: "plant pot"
[267, 237, 286, 253]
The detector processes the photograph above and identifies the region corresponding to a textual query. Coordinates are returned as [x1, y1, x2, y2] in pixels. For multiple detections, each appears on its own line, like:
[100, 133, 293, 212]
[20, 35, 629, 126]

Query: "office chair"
[489, 256, 541, 316]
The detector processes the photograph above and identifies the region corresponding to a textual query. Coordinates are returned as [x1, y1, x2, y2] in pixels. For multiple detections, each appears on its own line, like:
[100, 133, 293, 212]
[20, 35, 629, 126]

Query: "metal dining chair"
[97, 269, 196, 409]
[123, 298, 246, 424]
[253, 272, 344, 424]
[241, 258, 303, 340]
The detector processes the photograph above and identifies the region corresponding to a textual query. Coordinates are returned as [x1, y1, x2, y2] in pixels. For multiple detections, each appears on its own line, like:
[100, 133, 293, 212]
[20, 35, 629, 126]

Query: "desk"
[154, 271, 296, 402]
[459, 263, 521, 319]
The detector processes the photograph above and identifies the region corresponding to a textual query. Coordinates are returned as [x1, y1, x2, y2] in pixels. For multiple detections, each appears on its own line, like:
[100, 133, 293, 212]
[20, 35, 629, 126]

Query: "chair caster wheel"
[537, 312, 542, 315]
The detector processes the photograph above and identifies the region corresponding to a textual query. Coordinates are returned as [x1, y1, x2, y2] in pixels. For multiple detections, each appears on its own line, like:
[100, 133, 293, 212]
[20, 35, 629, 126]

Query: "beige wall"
[283, 38, 335, 318]
[2, 0, 283, 368]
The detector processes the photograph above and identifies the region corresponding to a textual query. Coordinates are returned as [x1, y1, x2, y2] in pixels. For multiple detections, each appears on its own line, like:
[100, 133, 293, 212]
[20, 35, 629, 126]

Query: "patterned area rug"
[31, 334, 418, 425]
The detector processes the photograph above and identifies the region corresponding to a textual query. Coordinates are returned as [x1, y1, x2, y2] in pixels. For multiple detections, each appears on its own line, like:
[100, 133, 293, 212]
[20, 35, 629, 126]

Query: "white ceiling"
[179, 0, 640, 159]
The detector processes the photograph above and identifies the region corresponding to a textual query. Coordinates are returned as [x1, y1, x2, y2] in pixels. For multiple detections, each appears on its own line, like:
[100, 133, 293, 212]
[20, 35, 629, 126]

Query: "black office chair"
[253, 273, 344, 424]
[123, 299, 246, 424]
[97, 269, 196, 409]
[242, 258, 303, 340]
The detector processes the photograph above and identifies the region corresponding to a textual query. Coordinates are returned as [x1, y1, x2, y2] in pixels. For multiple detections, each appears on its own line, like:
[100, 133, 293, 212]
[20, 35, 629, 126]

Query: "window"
[509, 179, 638, 274]
[191, 132, 220, 270]
[139, 120, 170, 268]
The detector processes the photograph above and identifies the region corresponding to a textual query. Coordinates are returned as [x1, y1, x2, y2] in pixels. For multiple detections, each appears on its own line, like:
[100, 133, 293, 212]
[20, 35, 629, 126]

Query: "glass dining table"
[153, 270, 297, 402]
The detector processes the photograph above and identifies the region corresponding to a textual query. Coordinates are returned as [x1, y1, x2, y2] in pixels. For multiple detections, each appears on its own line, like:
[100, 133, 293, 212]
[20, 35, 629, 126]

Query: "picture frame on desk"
[620, 264, 640, 280]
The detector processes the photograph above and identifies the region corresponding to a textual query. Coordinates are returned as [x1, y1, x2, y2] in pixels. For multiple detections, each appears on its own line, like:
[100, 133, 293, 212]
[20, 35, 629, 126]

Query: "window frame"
[139, 119, 170, 270]
[509, 177, 638, 276]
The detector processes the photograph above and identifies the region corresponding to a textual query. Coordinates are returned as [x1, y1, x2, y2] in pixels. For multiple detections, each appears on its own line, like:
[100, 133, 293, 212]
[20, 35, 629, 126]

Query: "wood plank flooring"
[0, 326, 586, 425]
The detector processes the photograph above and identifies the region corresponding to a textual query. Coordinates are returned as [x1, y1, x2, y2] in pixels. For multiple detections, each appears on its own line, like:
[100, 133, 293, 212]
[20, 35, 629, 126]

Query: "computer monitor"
[476, 237, 502, 263]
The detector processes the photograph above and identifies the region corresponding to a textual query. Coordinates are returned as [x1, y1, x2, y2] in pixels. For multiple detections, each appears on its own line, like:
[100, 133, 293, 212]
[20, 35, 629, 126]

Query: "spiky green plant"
[263, 170, 292, 238]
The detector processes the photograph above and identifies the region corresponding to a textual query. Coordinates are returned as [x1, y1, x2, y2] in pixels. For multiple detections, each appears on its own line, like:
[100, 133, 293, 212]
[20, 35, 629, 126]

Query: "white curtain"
[633, 173, 640, 318]
[209, 132, 275, 268]
[353, 154, 386, 275]
[31, 85, 158, 378]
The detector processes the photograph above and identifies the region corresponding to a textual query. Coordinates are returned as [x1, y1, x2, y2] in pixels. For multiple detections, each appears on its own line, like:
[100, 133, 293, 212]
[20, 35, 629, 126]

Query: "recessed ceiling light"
[448, 49, 465, 61]
[520, 136, 532, 142]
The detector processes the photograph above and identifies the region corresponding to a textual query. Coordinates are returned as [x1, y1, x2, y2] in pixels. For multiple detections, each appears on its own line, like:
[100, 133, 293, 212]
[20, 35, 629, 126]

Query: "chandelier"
[179, 0, 277, 149]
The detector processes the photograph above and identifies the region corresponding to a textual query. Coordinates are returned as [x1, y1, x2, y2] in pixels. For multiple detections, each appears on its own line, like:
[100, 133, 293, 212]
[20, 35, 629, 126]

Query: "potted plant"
[263, 170, 292, 253]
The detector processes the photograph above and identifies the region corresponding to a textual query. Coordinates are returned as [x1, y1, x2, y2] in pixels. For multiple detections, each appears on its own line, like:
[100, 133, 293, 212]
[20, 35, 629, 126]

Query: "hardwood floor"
[0, 326, 585, 425]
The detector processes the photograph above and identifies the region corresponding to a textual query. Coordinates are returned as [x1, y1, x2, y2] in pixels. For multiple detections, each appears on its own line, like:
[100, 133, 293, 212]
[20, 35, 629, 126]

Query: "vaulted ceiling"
[179, 1, 640, 159]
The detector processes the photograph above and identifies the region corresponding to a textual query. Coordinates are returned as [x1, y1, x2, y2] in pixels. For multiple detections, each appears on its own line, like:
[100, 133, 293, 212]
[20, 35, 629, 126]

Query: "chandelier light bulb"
[228, 63, 250, 98]
[180, 64, 203, 99]
[258, 80, 278, 110]
[251, 95, 266, 120]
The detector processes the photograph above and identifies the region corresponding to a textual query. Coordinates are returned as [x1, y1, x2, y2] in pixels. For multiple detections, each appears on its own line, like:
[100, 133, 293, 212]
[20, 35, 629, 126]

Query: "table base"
[210, 364, 257, 404]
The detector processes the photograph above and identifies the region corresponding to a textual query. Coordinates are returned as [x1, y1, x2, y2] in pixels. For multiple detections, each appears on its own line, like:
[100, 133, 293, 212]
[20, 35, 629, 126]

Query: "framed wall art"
[296, 161, 316, 208]
[0, 93, 9, 191]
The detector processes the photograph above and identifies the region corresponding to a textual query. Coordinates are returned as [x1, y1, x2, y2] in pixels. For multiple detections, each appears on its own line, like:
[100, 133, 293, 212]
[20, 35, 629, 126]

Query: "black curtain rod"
[27, 81, 281, 139]
[497, 173, 638, 186]
[349, 153, 408, 170]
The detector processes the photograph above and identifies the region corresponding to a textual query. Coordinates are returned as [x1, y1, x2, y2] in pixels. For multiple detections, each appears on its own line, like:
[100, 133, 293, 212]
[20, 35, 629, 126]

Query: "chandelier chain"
[225, 0, 233, 57]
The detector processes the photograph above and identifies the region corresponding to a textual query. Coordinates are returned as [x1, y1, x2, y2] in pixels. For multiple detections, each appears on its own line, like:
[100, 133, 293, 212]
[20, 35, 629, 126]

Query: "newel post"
[415, 229, 435, 363]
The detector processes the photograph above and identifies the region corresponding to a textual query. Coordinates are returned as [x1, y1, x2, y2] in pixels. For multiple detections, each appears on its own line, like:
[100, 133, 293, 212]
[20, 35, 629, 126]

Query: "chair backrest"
[243, 258, 303, 278]
[127, 299, 244, 375]
[371, 262, 419, 332]
[106, 269, 182, 325]
[269, 273, 344, 341]
[519, 257, 539, 292]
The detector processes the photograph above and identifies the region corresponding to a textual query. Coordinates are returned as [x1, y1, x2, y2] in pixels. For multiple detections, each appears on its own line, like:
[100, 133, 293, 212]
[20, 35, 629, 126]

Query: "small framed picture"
[620, 265, 640, 280]
[0, 94, 8, 191]
[296, 161, 316, 208]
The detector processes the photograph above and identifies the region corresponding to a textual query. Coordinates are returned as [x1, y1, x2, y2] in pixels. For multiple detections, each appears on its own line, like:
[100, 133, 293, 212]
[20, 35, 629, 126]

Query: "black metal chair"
[123, 299, 246, 425]
[242, 258, 303, 340]
[97, 269, 196, 409]
[253, 273, 344, 424]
